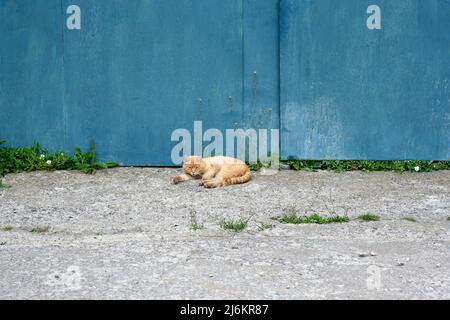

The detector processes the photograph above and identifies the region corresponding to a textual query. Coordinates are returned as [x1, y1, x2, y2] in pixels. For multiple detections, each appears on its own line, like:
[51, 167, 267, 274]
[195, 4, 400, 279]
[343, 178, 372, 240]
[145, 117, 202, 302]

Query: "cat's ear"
[184, 155, 192, 162]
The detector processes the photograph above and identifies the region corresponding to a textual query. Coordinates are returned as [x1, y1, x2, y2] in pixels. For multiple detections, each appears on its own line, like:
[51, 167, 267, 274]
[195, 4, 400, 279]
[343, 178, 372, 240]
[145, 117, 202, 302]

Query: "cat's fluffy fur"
[172, 156, 252, 188]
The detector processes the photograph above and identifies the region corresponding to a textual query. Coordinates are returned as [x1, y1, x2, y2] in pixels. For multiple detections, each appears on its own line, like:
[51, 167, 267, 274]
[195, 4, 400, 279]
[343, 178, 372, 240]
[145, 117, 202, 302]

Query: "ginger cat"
[172, 156, 252, 188]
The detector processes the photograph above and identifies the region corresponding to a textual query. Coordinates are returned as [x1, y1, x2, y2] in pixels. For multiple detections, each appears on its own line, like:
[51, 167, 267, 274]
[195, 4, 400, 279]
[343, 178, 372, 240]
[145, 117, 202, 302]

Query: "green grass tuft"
[0, 180, 11, 188]
[285, 160, 450, 172]
[190, 222, 204, 231]
[30, 226, 49, 233]
[402, 216, 417, 223]
[257, 223, 274, 231]
[273, 213, 350, 225]
[189, 209, 204, 231]
[2, 225, 13, 231]
[358, 213, 381, 221]
[219, 218, 249, 232]
[248, 161, 263, 172]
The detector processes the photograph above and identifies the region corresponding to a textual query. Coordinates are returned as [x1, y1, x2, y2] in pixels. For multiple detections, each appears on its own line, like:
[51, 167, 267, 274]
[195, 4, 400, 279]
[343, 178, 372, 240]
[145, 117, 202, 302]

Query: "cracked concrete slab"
[0, 168, 449, 299]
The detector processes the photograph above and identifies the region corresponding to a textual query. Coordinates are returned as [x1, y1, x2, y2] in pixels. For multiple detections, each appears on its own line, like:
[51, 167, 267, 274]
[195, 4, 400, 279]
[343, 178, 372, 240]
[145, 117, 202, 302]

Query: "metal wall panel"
[2, 1, 448, 163]
[1, 0, 279, 165]
[281, 0, 450, 160]
[0, 0, 65, 149]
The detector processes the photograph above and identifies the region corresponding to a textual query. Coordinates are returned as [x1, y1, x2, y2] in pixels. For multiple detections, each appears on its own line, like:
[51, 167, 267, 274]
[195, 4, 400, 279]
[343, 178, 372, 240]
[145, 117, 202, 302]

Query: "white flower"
[46, 160, 52, 166]
[40, 154, 46, 159]
[414, 166, 420, 172]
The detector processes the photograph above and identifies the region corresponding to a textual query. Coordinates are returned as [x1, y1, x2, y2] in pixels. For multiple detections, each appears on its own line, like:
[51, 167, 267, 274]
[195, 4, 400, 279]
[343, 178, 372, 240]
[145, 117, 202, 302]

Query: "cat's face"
[183, 156, 206, 178]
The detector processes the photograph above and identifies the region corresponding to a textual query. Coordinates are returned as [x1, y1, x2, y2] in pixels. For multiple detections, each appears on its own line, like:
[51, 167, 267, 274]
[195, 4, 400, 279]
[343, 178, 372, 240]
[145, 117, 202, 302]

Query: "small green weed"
[358, 213, 381, 222]
[2, 225, 13, 231]
[273, 213, 349, 225]
[248, 161, 263, 172]
[189, 209, 204, 231]
[219, 218, 249, 232]
[0, 179, 10, 188]
[257, 223, 274, 231]
[402, 216, 417, 223]
[30, 226, 49, 233]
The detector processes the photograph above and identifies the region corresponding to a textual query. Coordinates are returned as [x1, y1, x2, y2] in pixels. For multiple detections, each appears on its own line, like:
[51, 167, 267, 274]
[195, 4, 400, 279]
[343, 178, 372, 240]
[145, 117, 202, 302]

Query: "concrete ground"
[0, 168, 449, 299]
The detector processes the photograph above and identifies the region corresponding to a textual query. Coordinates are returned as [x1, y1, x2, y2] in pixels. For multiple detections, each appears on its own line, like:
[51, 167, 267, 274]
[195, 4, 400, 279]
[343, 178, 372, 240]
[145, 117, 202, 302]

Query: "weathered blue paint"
[63, 0, 243, 165]
[242, 0, 280, 131]
[0, 1, 65, 150]
[2, 1, 449, 163]
[1, 0, 279, 165]
[281, 0, 450, 160]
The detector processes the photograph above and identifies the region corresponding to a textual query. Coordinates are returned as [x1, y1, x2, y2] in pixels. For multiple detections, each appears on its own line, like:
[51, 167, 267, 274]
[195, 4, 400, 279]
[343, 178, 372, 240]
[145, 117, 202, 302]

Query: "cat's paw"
[203, 180, 222, 188]
[172, 176, 183, 185]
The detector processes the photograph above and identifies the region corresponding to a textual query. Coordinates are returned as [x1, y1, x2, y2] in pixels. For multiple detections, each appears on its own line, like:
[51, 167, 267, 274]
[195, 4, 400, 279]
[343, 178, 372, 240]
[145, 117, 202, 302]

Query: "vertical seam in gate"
[277, 0, 282, 158]
[241, 0, 245, 129]
[60, 0, 68, 149]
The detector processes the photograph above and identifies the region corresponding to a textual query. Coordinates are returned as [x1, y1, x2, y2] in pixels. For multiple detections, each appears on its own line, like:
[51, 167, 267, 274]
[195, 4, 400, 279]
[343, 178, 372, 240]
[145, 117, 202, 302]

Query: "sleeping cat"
[172, 156, 252, 188]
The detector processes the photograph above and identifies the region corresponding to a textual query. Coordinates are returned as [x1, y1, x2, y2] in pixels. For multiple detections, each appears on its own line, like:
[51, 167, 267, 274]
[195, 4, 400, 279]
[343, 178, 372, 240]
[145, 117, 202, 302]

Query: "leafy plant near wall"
[248, 160, 263, 172]
[0, 140, 118, 184]
[285, 160, 450, 172]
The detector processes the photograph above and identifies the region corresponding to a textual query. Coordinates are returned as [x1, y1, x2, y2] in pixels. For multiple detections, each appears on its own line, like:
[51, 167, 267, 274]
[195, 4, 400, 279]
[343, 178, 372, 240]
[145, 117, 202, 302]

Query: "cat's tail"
[228, 170, 253, 185]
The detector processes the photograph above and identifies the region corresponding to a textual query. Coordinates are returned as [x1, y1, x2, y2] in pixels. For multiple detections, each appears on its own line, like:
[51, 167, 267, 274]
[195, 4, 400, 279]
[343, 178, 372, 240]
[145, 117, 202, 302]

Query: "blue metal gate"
[281, 0, 450, 160]
[1, 0, 279, 165]
[1, 1, 449, 164]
